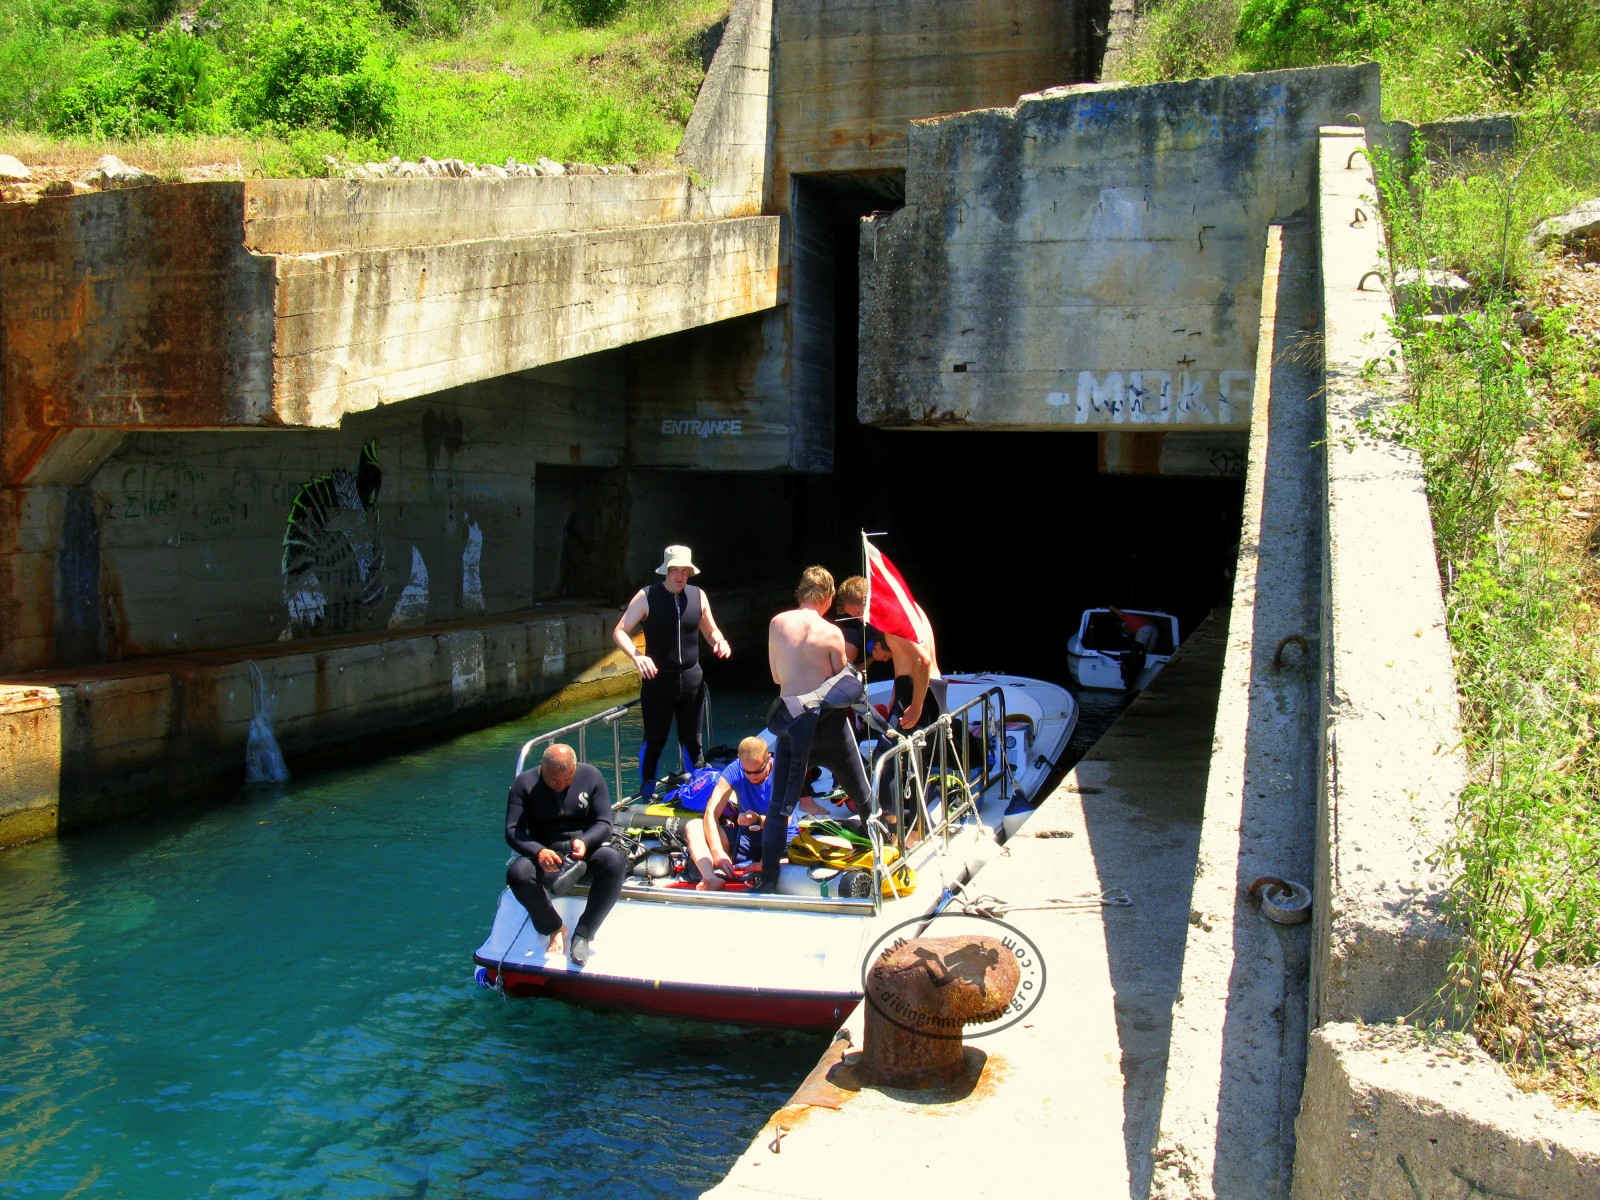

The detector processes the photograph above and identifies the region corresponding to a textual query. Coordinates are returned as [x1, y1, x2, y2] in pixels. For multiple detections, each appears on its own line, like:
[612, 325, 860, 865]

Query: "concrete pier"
[705, 621, 1227, 1198]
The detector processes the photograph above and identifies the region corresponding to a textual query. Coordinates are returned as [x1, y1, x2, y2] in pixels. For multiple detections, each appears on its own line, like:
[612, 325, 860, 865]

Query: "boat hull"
[474, 959, 858, 1030]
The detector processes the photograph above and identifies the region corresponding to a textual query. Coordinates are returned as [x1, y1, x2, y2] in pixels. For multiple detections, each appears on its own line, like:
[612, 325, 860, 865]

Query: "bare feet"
[695, 878, 726, 891]
[545, 923, 570, 957]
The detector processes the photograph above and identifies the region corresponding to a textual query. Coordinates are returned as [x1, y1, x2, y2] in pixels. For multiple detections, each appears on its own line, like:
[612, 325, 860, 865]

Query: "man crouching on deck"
[504, 743, 626, 965]
[763, 567, 874, 891]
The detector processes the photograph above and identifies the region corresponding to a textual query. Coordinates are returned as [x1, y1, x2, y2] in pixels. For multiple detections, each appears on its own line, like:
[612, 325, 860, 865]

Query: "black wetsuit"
[638, 581, 708, 793]
[887, 674, 947, 732]
[763, 707, 874, 884]
[504, 762, 625, 941]
[880, 675, 955, 823]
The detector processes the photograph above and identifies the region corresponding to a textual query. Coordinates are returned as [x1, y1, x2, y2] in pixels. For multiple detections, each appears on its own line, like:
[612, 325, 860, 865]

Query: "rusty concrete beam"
[0, 180, 781, 485]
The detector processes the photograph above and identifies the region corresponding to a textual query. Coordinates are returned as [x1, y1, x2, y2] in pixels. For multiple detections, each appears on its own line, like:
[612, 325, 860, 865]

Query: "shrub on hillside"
[231, 0, 400, 137]
[1453, 0, 1600, 93]
[546, 0, 644, 29]
[379, 0, 488, 36]
[1235, 0, 1399, 70]
[1115, 0, 1241, 83]
[46, 26, 225, 136]
[31, 0, 181, 34]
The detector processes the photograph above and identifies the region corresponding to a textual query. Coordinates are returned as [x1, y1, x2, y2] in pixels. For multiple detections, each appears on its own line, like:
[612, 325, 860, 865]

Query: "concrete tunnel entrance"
[789, 171, 1246, 682]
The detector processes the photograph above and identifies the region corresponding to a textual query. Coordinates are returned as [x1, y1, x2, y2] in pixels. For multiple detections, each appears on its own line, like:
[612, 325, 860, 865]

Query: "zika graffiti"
[281, 441, 387, 635]
[1045, 369, 1254, 426]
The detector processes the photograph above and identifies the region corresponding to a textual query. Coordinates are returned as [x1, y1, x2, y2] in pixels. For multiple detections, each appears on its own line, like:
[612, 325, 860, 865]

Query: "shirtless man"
[836, 575, 946, 734]
[762, 566, 873, 887]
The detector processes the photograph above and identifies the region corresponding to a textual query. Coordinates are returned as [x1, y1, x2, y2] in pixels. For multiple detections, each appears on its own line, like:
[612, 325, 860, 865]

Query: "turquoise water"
[0, 686, 824, 1199]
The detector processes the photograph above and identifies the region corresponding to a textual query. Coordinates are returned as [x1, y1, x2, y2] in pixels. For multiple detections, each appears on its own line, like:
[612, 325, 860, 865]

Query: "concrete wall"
[677, 0, 774, 218]
[0, 176, 781, 474]
[771, 0, 1105, 207]
[1312, 129, 1466, 1031]
[1275, 126, 1600, 1200]
[1294, 1024, 1600, 1200]
[4, 357, 622, 669]
[857, 66, 1382, 435]
[0, 607, 622, 844]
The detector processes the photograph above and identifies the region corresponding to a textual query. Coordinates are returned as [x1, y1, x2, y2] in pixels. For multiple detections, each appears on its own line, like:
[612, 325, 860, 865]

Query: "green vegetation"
[1373, 102, 1600, 1104]
[1126, 0, 1600, 1104]
[1119, 0, 1600, 122]
[0, 0, 728, 172]
[1120, 0, 1600, 1102]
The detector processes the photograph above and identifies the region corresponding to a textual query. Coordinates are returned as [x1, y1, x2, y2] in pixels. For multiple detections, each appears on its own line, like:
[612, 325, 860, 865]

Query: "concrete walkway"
[705, 618, 1227, 1199]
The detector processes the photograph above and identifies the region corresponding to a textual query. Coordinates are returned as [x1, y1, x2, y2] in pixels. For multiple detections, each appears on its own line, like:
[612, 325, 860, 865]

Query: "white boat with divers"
[471, 673, 1078, 1029]
[1066, 606, 1181, 692]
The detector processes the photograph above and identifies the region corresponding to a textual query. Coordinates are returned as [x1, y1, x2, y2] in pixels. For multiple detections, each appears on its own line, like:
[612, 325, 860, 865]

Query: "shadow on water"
[0, 681, 822, 1200]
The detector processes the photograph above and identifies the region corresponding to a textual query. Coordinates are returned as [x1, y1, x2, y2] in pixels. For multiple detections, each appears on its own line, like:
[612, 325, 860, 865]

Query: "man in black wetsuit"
[837, 575, 947, 735]
[504, 743, 626, 965]
[611, 545, 731, 798]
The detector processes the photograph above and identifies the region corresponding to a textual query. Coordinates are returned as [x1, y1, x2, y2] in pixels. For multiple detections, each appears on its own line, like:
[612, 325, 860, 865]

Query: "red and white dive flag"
[863, 536, 931, 645]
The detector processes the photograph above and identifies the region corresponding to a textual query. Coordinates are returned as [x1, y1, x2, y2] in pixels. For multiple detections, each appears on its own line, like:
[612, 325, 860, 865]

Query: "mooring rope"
[950, 883, 1132, 918]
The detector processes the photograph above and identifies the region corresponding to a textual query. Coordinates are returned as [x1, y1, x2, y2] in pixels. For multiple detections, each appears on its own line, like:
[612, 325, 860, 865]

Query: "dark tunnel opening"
[790, 173, 1245, 685]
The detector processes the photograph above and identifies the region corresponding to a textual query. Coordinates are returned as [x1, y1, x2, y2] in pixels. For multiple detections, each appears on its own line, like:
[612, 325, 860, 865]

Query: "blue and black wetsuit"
[504, 762, 625, 942]
[638, 581, 707, 795]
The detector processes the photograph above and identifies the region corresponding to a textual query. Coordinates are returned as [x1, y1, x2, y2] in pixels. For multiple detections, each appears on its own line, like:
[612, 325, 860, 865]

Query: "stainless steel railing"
[862, 684, 1014, 911]
[511, 688, 717, 802]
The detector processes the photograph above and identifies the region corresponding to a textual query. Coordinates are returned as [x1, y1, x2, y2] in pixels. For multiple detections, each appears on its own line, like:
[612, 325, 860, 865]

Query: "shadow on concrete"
[1209, 217, 1324, 1198]
[1075, 616, 1229, 1196]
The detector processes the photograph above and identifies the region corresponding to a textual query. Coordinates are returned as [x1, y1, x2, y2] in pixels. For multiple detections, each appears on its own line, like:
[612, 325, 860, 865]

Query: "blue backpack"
[667, 766, 724, 812]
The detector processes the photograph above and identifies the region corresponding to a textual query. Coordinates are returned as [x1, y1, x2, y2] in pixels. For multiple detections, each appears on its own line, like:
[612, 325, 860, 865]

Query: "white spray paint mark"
[1045, 369, 1255, 425]
[450, 635, 486, 705]
[388, 547, 429, 627]
[244, 661, 289, 784]
[543, 622, 567, 680]
[287, 575, 326, 626]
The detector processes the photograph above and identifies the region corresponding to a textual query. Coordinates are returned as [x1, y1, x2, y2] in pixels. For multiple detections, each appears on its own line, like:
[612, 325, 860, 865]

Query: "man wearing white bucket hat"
[612, 545, 731, 797]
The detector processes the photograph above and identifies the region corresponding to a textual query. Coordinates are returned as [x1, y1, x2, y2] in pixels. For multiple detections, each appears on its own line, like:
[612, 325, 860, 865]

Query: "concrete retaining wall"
[1312, 128, 1467, 1031]
[0, 585, 776, 848]
[676, 0, 773, 218]
[0, 605, 626, 845]
[1294, 1024, 1600, 1199]
[858, 66, 1380, 435]
[1285, 126, 1600, 1198]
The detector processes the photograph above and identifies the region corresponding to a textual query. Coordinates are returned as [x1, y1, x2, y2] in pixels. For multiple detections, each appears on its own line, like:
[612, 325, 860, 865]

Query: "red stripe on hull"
[476, 963, 858, 1030]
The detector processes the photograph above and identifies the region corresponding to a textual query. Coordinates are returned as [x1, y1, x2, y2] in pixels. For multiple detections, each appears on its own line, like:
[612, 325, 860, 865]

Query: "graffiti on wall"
[388, 548, 429, 628]
[1045, 369, 1254, 426]
[281, 440, 387, 635]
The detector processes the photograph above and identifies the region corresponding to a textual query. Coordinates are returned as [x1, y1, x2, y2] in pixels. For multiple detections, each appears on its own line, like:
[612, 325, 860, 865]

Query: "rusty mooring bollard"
[861, 934, 1019, 1087]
